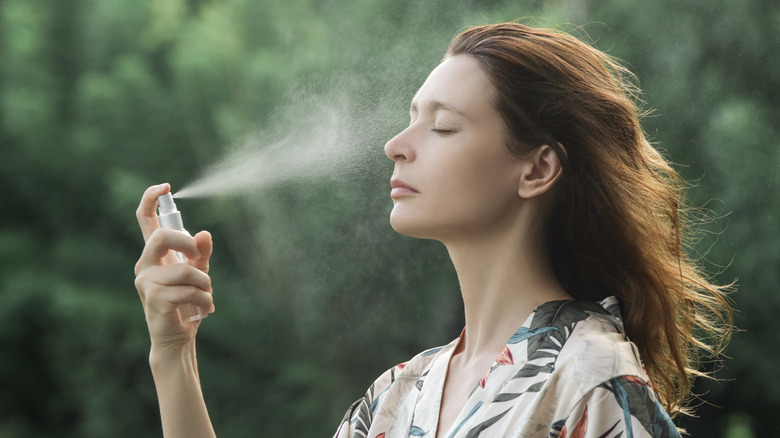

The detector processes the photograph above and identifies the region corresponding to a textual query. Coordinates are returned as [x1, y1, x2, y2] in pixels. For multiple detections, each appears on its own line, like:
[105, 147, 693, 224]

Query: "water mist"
[172, 96, 390, 200]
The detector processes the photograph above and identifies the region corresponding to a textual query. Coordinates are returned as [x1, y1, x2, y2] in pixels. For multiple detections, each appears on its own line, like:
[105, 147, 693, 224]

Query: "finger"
[191, 231, 213, 273]
[145, 284, 215, 317]
[135, 228, 201, 274]
[136, 183, 170, 242]
[151, 263, 213, 291]
[135, 264, 212, 307]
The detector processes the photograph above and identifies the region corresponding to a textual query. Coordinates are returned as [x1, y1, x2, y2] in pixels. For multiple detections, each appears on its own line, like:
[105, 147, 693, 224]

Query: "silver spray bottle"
[157, 192, 206, 323]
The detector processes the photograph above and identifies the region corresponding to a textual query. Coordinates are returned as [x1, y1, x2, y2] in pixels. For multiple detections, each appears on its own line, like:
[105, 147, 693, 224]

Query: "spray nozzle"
[158, 192, 178, 215]
[157, 192, 184, 230]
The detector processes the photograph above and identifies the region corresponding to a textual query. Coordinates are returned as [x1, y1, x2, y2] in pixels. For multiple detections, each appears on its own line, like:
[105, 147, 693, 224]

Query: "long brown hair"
[447, 23, 732, 417]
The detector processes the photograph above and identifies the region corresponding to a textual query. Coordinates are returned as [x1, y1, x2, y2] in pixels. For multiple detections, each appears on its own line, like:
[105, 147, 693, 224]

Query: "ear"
[517, 144, 564, 199]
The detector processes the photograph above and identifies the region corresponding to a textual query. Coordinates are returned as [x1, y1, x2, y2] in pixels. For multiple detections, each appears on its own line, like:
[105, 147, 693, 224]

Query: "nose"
[384, 127, 415, 163]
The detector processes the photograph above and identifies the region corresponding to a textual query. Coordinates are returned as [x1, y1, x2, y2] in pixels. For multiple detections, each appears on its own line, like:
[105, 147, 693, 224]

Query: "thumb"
[192, 230, 213, 274]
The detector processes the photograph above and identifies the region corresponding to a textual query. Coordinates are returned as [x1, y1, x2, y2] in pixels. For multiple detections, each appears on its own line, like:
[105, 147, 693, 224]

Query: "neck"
[442, 215, 571, 364]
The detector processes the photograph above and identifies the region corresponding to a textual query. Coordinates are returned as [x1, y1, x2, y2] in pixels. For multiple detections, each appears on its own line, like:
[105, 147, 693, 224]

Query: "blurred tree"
[0, 0, 775, 436]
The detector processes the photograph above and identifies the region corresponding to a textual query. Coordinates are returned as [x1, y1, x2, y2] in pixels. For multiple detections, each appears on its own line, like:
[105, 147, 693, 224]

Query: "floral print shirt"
[334, 297, 680, 438]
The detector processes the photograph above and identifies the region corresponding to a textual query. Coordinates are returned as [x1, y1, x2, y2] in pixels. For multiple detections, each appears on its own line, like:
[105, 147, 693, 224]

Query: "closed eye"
[432, 128, 455, 134]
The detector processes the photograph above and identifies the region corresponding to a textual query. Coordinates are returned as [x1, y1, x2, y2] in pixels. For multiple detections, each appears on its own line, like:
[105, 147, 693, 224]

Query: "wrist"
[149, 342, 197, 374]
[147, 341, 214, 437]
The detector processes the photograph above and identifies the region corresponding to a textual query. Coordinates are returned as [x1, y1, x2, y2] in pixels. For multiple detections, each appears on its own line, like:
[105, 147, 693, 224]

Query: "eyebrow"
[409, 99, 473, 120]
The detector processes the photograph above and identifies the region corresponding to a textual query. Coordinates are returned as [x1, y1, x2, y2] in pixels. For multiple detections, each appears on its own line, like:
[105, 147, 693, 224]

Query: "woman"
[134, 23, 732, 437]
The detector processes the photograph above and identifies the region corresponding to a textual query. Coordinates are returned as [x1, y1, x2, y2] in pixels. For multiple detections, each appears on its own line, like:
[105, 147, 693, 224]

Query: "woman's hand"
[134, 183, 214, 353]
[134, 183, 218, 438]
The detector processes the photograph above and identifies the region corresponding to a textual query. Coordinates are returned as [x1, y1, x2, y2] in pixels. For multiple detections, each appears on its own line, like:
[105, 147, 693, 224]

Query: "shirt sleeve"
[333, 363, 406, 438]
[334, 398, 369, 438]
[552, 375, 681, 438]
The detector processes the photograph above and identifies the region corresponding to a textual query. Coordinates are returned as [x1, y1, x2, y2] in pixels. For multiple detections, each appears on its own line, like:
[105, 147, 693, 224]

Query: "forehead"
[411, 55, 496, 116]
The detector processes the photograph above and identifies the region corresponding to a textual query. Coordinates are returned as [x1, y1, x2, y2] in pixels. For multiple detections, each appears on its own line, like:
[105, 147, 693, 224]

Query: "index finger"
[136, 183, 171, 242]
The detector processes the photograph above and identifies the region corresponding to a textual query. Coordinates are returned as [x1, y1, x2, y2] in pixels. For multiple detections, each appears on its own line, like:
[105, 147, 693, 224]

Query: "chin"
[389, 208, 442, 240]
[389, 208, 420, 236]
[389, 213, 415, 237]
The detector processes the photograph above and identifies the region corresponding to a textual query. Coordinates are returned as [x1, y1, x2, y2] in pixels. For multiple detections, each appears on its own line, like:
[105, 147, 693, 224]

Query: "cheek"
[444, 143, 518, 198]
[429, 147, 520, 221]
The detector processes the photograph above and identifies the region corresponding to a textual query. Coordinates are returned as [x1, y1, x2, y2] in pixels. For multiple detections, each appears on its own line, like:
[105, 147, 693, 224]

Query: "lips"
[390, 178, 418, 198]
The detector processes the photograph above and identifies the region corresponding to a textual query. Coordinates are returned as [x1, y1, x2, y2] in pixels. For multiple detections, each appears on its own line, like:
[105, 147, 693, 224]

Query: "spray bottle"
[157, 192, 206, 323]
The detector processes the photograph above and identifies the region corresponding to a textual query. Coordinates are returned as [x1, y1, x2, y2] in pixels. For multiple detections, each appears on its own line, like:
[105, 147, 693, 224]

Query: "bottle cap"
[158, 193, 184, 230]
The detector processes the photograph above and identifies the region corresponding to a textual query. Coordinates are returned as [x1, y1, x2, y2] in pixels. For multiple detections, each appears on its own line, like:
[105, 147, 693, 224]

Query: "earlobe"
[517, 144, 564, 199]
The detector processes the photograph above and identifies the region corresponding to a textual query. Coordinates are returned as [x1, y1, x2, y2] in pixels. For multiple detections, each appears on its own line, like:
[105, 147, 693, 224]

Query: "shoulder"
[550, 375, 680, 438]
[522, 298, 653, 407]
[548, 299, 649, 394]
[532, 301, 679, 436]
[334, 363, 404, 438]
[334, 341, 457, 438]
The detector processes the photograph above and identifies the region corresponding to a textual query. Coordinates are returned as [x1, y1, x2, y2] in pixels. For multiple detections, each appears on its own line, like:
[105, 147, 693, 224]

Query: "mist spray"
[157, 192, 206, 323]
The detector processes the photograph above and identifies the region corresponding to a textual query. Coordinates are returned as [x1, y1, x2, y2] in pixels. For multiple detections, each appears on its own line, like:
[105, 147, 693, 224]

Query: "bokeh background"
[1, 0, 777, 436]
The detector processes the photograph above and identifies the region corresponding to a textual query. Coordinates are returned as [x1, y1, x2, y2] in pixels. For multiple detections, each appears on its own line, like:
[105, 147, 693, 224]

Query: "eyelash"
[432, 128, 455, 134]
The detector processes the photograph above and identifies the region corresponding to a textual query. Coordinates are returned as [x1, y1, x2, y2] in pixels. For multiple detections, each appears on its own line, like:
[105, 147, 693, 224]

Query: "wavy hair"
[446, 23, 733, 417]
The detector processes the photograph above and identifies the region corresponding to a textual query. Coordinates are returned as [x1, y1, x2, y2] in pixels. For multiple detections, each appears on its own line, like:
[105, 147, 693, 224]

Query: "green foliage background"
[0, 0, 776, 436]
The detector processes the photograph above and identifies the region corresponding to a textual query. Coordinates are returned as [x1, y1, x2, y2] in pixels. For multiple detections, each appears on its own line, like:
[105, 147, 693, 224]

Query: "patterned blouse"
[334, 297, 680, 438]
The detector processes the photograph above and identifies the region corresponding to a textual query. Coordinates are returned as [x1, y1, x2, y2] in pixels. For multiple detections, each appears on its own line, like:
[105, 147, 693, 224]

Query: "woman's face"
[385, 55, 525, 241]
